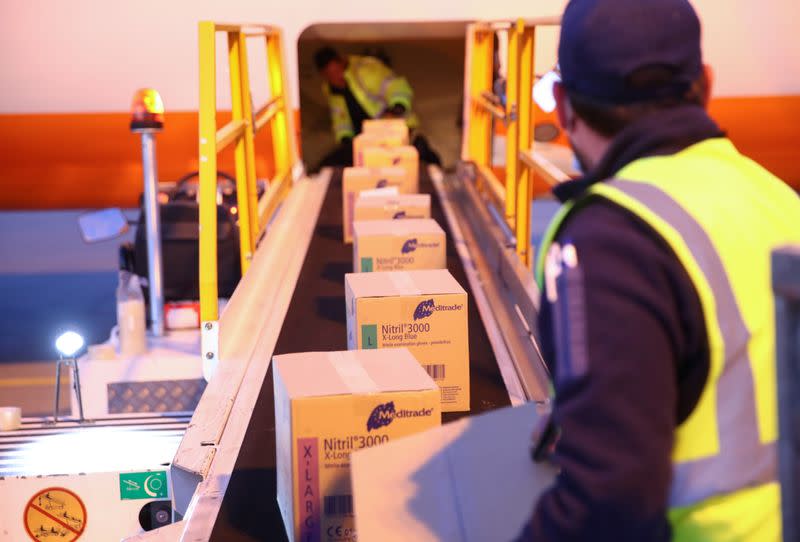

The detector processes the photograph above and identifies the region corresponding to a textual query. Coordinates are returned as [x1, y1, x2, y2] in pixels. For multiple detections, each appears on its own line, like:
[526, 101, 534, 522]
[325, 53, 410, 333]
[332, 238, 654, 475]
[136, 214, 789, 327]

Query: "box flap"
[355, 193, 430, 209]
[345, 270, 466, 299]
[351, 402, 557, 542]
[363, 118, 408, 136]
[358, 187, 401, 199]
[364, 145, 419, 159]
[273, 348, 437, 399]
[343, 166, 407, 182]
[353, 218, 443, 237]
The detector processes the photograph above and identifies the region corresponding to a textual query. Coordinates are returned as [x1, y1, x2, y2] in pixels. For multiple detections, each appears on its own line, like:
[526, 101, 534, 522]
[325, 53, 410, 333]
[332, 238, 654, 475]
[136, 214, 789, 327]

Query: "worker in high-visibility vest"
[517, 0, 800, 540]
[313, 46, 440, 167]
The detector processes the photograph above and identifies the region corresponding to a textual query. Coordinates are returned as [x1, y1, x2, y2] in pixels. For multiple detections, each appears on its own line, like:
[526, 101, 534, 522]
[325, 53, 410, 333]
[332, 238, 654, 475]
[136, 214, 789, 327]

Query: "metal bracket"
[201, 320, 220, 369]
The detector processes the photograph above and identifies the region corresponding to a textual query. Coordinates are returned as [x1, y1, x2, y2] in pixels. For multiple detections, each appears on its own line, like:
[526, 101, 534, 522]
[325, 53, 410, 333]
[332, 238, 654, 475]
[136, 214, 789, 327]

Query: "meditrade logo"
[413, 299, 464, 321]
[402, 238, 418, 253]
[367, 401, 395, 431]
[414, 299, 435, 320]
[366, 401, 434, 432]
[402, 238, 440, 254]
[393, 210, 407, 219]
[375, 179, 388, 188]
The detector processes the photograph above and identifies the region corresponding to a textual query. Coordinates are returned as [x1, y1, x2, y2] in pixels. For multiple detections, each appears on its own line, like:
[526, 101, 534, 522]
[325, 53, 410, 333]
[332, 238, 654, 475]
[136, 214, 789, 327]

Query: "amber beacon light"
[130, 88, 165, 132]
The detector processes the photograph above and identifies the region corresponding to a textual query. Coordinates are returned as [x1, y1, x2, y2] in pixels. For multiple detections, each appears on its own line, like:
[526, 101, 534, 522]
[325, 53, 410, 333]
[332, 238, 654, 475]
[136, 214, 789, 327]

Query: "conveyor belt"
[209, 167, 511, 541]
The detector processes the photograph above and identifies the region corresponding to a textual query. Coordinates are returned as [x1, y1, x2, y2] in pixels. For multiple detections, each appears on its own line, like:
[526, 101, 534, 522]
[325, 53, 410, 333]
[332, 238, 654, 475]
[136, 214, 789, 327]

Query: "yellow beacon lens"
[130, 88, 165, 131]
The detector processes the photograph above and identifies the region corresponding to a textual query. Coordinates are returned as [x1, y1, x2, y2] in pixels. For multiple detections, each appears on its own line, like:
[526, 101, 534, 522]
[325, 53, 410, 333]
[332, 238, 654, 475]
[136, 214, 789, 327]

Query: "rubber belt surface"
[210, 167, 511, 541]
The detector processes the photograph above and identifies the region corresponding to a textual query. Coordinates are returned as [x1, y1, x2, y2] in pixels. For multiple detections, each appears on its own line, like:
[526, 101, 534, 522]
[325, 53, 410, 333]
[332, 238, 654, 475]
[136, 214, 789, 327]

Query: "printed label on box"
[297, 438, 321, 542]
[360, 257, 373, 273]
[361, 325, 377, 349]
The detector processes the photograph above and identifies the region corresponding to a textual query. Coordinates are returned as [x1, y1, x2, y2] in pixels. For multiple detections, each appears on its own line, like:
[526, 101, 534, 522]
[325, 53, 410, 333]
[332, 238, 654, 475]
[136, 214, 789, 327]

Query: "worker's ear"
[554, 82, 575, 133]
[701, 64, 714, 107]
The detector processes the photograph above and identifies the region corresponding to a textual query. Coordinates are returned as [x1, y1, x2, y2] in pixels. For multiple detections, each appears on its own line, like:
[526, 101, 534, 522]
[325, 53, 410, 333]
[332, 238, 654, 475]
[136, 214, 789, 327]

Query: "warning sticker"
[119, 471, 168, 500]
[24, 487, 87, 541]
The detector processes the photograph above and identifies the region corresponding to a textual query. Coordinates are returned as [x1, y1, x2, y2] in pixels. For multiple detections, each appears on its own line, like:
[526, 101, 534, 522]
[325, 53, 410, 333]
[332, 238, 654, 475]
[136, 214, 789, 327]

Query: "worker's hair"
[314, 46, 341, 71]
[567, 66, 710, 137]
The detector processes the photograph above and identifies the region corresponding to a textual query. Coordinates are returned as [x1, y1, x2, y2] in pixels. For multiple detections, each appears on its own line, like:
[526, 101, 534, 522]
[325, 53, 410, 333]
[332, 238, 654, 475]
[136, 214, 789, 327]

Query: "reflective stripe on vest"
[593, 180, 776, 507]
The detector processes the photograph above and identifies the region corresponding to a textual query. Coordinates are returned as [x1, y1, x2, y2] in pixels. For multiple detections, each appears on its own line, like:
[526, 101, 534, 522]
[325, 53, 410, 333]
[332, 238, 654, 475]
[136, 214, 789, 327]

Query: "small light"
[130, 88, 165, 132]
[230, 206, 238, 215]
[533, 69, 561, 114]
[55, 331, 84, 358]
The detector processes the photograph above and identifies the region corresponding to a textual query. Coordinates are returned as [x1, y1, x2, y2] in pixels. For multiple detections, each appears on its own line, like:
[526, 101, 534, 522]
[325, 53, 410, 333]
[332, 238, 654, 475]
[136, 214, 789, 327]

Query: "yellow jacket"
[323, 55, 417, 142]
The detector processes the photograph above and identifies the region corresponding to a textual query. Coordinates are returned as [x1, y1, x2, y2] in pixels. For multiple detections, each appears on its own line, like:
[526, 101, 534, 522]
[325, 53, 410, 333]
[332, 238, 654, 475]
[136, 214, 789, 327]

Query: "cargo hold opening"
[298, 21, 468, 171]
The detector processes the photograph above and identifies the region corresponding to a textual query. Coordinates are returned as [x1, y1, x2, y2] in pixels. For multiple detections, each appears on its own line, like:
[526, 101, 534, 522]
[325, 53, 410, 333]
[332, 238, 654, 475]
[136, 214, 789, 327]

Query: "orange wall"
[0, 96, 798, 209]
[709, 95, 800, 186]
[0, 112, 279, 210]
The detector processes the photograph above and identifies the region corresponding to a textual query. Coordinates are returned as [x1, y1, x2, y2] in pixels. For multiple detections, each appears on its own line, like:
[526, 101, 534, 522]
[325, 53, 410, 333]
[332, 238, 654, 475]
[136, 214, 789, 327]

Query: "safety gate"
[197, 21, 298, 363]
[462, 17, 560, 268]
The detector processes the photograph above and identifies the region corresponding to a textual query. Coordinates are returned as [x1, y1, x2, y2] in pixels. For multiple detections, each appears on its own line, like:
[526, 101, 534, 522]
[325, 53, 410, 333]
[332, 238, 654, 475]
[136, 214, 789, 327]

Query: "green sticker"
[119, 471, 168, 500]
[361, 257, 374, 272]
[361, 324, 378, 349]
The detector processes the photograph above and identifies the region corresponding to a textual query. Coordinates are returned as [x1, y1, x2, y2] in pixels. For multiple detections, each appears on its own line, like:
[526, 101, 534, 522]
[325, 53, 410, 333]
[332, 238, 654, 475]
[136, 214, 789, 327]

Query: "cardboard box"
[350, 402, 557, 542]
[361, 145, 420, 194]
[354, 193, 431, 223]
[274, 348, 441, 542]
[362, 118, 409, 140]
[353, 131, 407, 167]
[345, 270, 469, 411]
[353, 219, 446, 273]
[342, 167, 407, 243]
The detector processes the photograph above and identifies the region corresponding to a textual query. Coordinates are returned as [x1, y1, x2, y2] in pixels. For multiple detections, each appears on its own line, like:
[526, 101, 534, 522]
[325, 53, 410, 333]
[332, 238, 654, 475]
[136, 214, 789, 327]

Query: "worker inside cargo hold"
[517, 0, 800, 541]
[314, 45, 441, 168]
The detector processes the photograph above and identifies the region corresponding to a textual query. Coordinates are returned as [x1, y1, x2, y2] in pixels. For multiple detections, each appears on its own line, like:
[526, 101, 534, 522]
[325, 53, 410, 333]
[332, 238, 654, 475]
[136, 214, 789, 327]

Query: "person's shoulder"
[555, 197, 679, 269]
[559, 197, 656, 243]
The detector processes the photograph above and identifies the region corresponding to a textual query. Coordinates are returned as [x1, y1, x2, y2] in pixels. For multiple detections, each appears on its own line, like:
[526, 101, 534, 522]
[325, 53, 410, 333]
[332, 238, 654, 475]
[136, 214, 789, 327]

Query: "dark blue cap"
[558, 0, 703, 105]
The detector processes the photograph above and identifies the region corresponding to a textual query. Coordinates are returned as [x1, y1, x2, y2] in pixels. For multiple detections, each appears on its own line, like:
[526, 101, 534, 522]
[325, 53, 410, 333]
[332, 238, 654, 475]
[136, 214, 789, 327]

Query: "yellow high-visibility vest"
[536, 137, 800, 541]
[323, 55, 418, 142]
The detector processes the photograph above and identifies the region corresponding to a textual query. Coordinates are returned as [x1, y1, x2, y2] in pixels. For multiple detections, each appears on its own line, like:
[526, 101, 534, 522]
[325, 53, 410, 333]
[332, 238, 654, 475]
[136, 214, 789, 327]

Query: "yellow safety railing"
[198, 21, 297, 340]
[462, 17, 560, 268]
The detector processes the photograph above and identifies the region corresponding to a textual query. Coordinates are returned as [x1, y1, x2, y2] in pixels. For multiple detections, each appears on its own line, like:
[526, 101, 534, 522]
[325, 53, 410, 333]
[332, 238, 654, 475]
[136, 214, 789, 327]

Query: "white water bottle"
[116, 271, 147, 357]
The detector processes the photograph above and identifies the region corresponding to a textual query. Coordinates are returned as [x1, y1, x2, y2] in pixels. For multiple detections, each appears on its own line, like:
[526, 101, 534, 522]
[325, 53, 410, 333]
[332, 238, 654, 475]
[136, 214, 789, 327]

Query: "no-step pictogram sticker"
[24, 487, 87, 541]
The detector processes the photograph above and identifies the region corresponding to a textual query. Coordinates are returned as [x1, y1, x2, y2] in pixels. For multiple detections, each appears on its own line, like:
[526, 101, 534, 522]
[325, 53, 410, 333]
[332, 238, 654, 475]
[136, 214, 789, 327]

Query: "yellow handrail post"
[199, 21, 219, 328]
[198, 20, 221, 366]
[228, 31, 255, 273]
[268, 30, 294, 184]
[515, 25, 535, 267]
[468, 27, 494, 168]
[526, 25, 537, 267]
[235, 32, 260, 253]
[504, 21, 522, 230]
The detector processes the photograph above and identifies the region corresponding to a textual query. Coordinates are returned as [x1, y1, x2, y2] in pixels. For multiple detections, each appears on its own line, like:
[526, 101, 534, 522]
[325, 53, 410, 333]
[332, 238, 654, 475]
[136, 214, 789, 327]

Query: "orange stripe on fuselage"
[0, 98, 796, 210]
